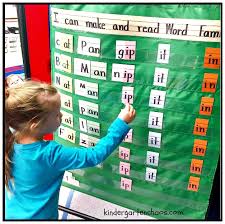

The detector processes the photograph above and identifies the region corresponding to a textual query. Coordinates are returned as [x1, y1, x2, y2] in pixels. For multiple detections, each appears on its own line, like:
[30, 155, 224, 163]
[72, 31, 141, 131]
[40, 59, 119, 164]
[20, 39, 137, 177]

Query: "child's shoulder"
[42, 140, 61, 149]
[42, 140, 64, 156]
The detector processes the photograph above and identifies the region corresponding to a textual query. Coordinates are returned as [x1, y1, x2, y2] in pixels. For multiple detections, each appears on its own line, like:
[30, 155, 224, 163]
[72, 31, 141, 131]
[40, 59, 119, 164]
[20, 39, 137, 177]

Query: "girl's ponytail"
[5, 104, 15, 190]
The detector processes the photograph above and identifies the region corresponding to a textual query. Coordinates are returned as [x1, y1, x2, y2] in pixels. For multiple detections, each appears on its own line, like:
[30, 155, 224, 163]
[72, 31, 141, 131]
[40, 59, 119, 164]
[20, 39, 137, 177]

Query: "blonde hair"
[5, 80, 58, 190]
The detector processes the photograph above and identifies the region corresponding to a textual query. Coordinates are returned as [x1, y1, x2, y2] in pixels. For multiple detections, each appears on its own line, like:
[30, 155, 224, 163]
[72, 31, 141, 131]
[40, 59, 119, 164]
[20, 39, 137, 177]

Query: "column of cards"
[188, 47, 220, 192]
[75, 36, 101, 161]
[146, 44, 170, 183]
[54, 32, 75, 143]
[115, 40, 136, 192]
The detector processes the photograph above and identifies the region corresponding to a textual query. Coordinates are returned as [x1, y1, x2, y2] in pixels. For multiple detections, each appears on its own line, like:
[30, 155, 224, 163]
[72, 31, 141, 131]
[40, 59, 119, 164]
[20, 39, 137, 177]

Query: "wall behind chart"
[5, 4, 25, 78]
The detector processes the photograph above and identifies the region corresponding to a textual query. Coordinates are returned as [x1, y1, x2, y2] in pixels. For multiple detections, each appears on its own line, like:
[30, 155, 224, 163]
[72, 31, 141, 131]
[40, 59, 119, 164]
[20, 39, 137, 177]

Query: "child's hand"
[118, 104, 136, 124]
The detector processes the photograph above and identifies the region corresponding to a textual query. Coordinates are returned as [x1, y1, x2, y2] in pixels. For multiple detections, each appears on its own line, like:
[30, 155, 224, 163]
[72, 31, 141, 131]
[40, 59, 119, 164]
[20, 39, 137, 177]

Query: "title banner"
[51, 7, 220, 42]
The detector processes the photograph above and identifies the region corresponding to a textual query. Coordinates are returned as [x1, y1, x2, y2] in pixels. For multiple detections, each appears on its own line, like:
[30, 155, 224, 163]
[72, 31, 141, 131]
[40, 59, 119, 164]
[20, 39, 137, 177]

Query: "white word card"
[54, 72, 72, 93]
[123, 129, 133, 143]
[58, 125, 76, 143]
[79, 118, 100, 136]
[55, 31, 73, 53]
[116, 40, 136, 60]
[148, 131, 162, 148]
[153, 67, 169, 87]
[149, 90, 166, 109]
[112, 63, 135, 83]
[146, 151, 160, 166]
[121, 86, 134, 104]
[63, 171, 80, 187]
[77, 36, 100, 57]
[157, 44, 170, 64]
[148, 111, 164, 129]
[74, 58, 107, 80]
[79, 100, 99, 118]
[61, 110, 74, 128]
[119, 146, 130, 161]
[120, 177, 132, 191]
[54, 52, 71, 73]
[79, 133, 99, 147]
[63, 171, 72, 181]
[59, 92, 73, 111]
[145, 167, 157, 182]
[74, 79, 98, 100]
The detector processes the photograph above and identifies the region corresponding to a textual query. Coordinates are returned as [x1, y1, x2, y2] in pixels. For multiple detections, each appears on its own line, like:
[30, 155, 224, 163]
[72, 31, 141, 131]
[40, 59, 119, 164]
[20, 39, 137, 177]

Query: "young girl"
[5, 80, 136, 220]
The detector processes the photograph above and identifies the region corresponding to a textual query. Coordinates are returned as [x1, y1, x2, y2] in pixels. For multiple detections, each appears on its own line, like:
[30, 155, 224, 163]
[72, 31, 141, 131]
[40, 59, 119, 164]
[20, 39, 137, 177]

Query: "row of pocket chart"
[54, 31, 171, 63]
[54, 55, 170, 84]
[54, 59, 169, 90]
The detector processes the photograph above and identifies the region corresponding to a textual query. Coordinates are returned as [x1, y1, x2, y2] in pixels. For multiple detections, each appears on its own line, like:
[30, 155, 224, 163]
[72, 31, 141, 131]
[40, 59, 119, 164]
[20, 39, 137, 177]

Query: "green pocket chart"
[50, 4, 221, 219]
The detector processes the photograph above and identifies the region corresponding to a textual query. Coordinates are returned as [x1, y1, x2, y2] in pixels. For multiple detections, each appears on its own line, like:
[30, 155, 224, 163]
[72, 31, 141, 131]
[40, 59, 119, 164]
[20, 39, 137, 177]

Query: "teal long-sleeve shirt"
[5, 118, 130, 220]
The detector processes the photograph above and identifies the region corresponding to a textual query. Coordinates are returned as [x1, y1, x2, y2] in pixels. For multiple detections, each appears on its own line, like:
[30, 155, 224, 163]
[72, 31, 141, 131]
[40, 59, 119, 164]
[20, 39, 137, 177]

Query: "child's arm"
[47, 104, 135, 171]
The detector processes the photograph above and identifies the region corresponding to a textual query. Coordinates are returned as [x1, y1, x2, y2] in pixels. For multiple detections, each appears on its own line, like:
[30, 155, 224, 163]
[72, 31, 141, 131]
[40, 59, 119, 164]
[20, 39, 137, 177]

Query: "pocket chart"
[51, 4, 220, 219]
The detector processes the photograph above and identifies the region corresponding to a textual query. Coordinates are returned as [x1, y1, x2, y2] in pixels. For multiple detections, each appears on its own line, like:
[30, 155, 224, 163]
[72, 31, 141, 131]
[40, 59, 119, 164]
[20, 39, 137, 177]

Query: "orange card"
[202, 73, 218, 93]
[192, 139, 208, 157]
[199, 97, 214, 116]
[204, 48, 220, 69]
[193, 118, 209, 136]
[190, 159, 204, 175]
[187, 176, 200, 192]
